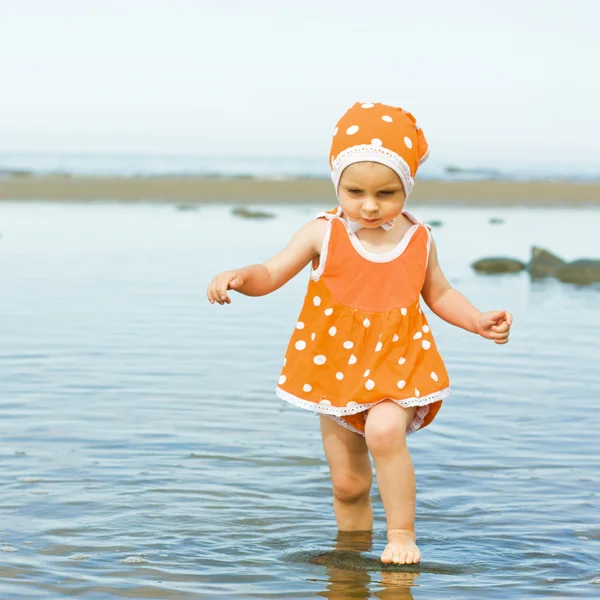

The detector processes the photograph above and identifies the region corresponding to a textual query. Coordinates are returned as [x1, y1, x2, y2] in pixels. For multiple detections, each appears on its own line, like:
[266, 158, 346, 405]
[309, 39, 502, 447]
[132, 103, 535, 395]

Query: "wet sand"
[1, 175, 600, 205]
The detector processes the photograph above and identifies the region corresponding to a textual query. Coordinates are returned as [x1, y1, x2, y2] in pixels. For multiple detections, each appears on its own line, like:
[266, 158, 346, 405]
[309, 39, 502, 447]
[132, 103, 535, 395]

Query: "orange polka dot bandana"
[330, 102, 430, 197]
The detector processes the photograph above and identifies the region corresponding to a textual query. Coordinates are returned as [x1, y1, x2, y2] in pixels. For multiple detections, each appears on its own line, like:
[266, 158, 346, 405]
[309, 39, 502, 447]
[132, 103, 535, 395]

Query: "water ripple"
[0, 203, 599, 598]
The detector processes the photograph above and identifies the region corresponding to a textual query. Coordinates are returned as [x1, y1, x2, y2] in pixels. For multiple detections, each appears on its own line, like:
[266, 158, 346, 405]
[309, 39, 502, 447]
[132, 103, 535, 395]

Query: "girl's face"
[337, 162, 407, 228]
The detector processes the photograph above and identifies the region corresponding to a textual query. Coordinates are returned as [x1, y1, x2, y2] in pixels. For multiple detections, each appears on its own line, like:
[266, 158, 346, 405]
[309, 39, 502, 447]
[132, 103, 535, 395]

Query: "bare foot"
[380, 529, 420, 565]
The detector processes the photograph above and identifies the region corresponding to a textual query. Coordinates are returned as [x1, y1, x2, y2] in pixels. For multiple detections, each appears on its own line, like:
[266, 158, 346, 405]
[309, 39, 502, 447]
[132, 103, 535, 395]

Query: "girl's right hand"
[207, 270, 245, 305]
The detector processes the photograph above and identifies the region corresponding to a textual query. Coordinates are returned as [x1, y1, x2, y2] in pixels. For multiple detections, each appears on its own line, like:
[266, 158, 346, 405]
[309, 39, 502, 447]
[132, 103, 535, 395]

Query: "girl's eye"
[379, 191, 395, 196]
[348, 189, 362, 195]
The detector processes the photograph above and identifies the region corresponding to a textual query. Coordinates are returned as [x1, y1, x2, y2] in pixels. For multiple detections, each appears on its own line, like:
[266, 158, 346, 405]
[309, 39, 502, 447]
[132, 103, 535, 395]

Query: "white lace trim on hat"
[331, 144, 415, 197]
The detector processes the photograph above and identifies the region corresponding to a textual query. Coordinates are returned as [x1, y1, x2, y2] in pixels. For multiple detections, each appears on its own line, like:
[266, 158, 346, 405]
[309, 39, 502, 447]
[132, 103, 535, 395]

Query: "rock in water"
[527, 247, 566, 279]
[231, 206, 276, 219]
[555, 260, 600, 285]
[471, 258, 526, 274]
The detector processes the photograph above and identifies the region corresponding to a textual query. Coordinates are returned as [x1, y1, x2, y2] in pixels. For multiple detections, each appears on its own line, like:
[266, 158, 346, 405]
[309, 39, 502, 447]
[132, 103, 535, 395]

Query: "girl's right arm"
[207, 218, 327, 305]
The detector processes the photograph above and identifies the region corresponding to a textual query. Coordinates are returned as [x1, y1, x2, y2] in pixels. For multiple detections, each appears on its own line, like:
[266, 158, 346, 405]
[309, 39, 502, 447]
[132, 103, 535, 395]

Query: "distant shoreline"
[1, 175, 600, 206]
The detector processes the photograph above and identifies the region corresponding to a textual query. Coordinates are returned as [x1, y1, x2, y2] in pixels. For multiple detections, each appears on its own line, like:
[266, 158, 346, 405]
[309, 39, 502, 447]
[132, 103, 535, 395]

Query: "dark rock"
[489, 217, 504, 225]
[175, 203, 199, 211]
[231, 206, 276, 220]
[427, 220, 444, 228]
[472, 258, 526, 274]
[527, 247, 566, 279]
[555, 260, 600, 285]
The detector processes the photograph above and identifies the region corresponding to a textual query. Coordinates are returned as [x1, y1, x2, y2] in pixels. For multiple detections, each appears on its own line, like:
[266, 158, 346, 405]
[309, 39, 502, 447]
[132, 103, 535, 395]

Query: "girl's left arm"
[421, 237, 513, 344]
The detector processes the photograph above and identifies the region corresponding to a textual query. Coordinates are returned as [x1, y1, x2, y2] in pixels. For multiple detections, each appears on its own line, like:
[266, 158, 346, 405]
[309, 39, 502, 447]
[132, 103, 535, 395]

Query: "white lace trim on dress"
[322, 404, 430, 437]
[276, 385, 450, 416]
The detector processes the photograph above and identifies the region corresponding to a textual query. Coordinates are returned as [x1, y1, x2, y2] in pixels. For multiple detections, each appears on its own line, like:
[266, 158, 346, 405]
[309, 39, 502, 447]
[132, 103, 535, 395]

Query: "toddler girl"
[207, 102, 512, 565]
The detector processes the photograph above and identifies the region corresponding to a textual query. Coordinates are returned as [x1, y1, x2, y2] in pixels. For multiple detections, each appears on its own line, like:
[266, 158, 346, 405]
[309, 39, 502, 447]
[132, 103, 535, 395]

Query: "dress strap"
[402, 210, 433, 266]
[311, 209, 340, 280]
[315, 206, 342, 221]
[403, 210, 432, 266]
[402, 210, 431, 230]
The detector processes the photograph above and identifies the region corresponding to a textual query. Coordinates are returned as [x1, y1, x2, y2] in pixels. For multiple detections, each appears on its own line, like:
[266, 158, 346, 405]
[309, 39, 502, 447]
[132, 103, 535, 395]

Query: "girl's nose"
[362, 197, 379, 214]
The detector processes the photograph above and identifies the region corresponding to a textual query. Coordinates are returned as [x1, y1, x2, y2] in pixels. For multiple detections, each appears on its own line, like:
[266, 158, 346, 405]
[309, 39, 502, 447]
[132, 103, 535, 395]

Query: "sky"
[0, 0, 599, 168]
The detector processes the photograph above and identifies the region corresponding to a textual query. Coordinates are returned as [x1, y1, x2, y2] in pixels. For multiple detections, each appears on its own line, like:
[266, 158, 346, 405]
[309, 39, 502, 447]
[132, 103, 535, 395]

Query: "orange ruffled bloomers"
[276, 208, 451, 435]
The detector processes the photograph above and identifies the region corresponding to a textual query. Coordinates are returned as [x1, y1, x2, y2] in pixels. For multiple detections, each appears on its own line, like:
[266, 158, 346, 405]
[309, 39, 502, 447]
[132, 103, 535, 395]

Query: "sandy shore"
[1, 175, 600, 206]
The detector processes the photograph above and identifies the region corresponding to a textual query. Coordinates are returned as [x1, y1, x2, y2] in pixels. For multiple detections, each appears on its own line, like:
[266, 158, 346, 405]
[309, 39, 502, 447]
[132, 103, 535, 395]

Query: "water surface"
[1, 202, 599, 598]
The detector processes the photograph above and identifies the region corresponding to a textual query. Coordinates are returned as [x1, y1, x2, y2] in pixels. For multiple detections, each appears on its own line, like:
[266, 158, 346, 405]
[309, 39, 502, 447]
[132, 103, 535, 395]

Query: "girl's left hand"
[476, 310, 513, 344]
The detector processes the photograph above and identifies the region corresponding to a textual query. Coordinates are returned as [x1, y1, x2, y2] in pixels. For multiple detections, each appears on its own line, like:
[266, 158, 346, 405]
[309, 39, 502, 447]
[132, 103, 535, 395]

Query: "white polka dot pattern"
[346, 125, 359, 135]
[277, 172, 448, 430]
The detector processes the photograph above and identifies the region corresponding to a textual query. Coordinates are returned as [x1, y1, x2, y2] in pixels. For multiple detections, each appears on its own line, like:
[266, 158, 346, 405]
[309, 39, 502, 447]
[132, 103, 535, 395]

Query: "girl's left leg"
[364, 401, 420, 565]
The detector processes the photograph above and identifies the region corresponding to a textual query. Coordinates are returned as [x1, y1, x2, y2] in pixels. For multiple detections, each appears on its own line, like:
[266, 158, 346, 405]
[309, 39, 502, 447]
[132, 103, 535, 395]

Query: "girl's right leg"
[319, 416, 373, 531]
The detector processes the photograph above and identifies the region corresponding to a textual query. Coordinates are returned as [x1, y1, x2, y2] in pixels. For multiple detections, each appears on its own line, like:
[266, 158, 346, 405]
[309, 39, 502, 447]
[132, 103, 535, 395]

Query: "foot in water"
[380, 529, 420, 565]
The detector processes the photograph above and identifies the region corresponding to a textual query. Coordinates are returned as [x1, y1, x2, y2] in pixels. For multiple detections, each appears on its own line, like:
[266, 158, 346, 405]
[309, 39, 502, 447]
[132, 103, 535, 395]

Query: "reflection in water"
[315, 531, 418, 600]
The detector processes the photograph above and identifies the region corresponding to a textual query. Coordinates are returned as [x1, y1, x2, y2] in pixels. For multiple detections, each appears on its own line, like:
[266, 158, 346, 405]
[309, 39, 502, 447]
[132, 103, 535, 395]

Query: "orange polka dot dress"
[276, 207, 451, 435]
[276, 100, 450, 435]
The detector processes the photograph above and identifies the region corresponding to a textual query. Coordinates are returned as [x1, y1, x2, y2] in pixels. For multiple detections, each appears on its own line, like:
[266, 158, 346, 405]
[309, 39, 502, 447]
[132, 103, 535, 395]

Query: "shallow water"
[1, 201, 599, 599]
